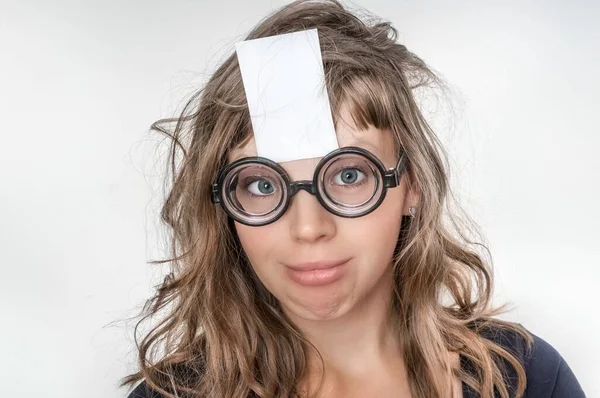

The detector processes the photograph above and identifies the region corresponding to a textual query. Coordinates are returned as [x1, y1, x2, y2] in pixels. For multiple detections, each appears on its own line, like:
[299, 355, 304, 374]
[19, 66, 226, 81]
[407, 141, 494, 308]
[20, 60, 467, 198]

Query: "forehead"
[229, 108, 397, 166]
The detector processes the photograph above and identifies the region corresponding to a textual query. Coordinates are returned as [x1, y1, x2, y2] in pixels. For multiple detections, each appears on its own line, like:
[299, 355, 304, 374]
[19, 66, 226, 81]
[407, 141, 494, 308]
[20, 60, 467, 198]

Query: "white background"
[1, 0, 598, 397]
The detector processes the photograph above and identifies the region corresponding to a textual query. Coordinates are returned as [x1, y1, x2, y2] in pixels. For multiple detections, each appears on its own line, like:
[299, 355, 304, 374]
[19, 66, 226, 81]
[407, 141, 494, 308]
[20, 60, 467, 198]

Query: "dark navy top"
[460, 325, 586, 397]
[128, 325, 586, 397]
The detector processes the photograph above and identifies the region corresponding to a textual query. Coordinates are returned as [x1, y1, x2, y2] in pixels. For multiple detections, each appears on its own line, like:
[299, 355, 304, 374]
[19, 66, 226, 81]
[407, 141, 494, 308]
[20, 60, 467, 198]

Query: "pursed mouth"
[284, 259, 350, 287]
[284, 258, 351, 272]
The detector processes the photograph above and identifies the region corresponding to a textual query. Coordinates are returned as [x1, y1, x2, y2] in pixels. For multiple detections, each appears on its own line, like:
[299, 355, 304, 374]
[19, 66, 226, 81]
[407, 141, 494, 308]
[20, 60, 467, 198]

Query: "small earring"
[408, 206, 417, 217]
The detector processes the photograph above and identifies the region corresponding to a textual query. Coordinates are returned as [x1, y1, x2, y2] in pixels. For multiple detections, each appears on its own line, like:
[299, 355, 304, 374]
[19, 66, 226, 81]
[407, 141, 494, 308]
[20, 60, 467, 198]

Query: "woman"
[121, 1, 585, 397]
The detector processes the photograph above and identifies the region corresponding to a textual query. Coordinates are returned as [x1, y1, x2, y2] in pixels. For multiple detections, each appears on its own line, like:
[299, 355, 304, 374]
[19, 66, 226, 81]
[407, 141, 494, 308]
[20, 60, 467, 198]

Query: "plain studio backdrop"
[0, 0, 598, 397]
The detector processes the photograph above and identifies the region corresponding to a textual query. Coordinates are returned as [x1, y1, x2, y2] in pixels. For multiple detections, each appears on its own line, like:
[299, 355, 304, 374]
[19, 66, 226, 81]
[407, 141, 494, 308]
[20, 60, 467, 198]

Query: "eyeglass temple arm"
[211, 183, 221, 204]
[383, 152, 409, 188]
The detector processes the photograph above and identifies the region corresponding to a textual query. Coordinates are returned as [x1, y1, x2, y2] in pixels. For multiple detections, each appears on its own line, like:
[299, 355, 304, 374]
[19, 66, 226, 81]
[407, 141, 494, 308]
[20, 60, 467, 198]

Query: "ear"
[402, 166, 420, 216]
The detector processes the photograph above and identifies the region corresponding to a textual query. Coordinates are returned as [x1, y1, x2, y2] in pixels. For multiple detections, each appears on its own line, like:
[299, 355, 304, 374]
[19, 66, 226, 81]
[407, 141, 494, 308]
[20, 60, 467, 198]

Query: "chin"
[281, 287, 352, 321]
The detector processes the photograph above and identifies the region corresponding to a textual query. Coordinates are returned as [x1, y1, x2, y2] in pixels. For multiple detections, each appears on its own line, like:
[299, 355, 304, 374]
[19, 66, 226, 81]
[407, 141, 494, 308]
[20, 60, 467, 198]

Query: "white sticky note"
[235, 29, 339, 163]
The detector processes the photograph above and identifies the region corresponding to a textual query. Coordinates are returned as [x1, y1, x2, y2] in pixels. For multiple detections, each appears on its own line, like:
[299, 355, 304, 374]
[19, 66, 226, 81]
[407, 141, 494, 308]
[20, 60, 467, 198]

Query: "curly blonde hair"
[121, 1, 533, 397]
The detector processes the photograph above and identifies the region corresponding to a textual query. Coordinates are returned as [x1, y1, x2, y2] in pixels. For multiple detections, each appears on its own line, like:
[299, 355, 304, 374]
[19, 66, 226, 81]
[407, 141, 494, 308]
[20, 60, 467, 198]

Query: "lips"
[284, 258, 350, 287]
[284, 258, 350, 271]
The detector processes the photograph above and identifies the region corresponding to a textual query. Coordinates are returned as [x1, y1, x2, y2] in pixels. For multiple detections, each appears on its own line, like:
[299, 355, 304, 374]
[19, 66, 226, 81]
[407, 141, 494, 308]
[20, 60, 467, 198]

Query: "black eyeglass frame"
[211, 146, 409, 226]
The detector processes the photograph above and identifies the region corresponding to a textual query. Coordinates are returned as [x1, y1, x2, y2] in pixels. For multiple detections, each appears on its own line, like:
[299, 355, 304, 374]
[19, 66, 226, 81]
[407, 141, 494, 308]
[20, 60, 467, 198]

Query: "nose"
[286, 189, 336, 243]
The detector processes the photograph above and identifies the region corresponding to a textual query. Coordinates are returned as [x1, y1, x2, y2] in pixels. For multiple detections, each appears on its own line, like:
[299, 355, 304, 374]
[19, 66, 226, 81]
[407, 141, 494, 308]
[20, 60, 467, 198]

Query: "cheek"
[235, 224, 268, 261]
[347, 190, 404, 262]
[234, 222, 282, 275]
[234, 223, 287, 296]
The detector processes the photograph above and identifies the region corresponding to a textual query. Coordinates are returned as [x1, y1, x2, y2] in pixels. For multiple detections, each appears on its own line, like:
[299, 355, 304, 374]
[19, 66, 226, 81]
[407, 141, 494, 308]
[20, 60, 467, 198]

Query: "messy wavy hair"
[121, 1, 533, 397]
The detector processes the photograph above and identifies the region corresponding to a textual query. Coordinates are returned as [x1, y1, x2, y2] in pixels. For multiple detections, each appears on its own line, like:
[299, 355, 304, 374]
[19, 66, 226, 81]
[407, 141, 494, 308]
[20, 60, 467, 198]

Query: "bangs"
[331, 72, 398, 133]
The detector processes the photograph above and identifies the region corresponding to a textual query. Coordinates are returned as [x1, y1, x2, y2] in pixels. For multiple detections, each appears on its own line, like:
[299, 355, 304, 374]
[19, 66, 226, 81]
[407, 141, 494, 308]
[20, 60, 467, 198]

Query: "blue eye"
[333, 168, 366, 185]
[247, 179, 276, 196]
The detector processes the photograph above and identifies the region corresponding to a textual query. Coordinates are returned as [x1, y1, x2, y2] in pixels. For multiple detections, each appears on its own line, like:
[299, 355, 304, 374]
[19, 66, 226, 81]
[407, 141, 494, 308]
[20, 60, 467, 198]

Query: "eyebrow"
[229, 150, 253, 162]
[229, 142, 390, 164]
[348, 141, 382, 156]
[344, 140, 391, 163]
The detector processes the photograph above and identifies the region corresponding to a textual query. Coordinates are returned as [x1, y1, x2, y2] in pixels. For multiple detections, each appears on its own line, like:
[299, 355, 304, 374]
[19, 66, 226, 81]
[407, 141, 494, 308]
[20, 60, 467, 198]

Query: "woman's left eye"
[333, 168, 366, 185]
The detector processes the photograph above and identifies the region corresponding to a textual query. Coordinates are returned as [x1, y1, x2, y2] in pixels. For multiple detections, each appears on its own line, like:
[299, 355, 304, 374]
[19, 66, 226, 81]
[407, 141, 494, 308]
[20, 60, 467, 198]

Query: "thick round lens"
[318, 153, 383, 215]
[221, 163, 286, 222]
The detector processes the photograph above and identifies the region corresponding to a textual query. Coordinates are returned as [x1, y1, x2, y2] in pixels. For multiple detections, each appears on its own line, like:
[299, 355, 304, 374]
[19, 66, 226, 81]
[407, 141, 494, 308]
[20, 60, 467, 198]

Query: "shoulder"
[127, 380, 163, 398]
[126, 362, 204, 398]
[476, 321, 586, 397]
[520, 327, 586, 397]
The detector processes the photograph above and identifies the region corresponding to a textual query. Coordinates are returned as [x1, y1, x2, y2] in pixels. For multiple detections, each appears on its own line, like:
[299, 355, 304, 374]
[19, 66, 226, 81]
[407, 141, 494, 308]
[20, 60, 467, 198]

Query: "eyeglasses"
[211, 146, 409, 226]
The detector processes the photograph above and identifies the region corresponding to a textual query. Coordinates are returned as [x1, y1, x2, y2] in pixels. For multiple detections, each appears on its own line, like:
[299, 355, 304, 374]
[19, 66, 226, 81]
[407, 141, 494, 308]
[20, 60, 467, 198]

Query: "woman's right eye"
[246, 178, 277, 196]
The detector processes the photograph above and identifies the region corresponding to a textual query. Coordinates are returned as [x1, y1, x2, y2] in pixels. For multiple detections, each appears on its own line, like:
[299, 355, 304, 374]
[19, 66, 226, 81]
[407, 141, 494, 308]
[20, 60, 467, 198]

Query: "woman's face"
[230, 111, 415, 321]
